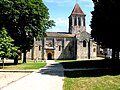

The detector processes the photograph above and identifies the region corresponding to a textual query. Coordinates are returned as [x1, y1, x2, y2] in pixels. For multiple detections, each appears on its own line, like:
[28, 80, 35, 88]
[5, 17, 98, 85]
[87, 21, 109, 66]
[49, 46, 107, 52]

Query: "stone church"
[26, 3, 97, 60]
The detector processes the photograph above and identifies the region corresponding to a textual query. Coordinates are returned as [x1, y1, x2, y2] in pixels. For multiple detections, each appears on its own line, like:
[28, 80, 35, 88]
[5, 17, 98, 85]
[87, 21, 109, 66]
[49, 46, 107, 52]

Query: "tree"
[90, 0, 120, 60]
[0, 27, 18, 67]
[0, 0, 55, 63]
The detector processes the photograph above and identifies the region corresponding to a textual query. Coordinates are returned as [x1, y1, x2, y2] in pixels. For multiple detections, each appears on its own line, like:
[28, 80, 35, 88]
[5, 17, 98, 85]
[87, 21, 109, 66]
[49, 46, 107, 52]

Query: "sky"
[42, 0, 94, 33]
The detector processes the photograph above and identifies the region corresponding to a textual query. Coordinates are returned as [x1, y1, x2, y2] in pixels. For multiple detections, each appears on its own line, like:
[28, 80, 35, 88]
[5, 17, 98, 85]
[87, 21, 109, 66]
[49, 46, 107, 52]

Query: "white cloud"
[80, 0, 94, 7]
[84, 4, 94, 8]
[86, 24, 91, 33]
[53, 17, 68, 27]
[47, 27, 68, 32]
[47, 17, 69, 32]
[48, 17, 92, 33]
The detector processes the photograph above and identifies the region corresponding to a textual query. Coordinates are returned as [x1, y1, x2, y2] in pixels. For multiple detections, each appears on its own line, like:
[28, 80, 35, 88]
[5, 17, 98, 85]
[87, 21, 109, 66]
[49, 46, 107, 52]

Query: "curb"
[0, 70, 36, 73]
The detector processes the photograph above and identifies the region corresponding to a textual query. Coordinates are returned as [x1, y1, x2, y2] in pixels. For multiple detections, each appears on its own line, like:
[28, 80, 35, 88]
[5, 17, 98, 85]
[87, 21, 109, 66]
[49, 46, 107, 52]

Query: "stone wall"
[53, 37, 75, 60]
[77, 41, 89, 59]
[90, 40, 97, 58]
[26, 36, 97, 60]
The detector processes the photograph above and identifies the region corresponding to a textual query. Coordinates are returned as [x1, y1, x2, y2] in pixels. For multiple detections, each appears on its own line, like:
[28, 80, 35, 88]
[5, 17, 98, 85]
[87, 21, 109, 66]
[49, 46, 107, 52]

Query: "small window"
[83, 40, 86, 47]
[74, 17, 77, 26]
[39, 46, 41, 51]
[59, 46, 61, 51]
[78, 17, 81, 26]
[48, 42, 53, 47]
[83, 17, 85, 26]
[69, 46, 71, 51]
[93, 48, 96, 52]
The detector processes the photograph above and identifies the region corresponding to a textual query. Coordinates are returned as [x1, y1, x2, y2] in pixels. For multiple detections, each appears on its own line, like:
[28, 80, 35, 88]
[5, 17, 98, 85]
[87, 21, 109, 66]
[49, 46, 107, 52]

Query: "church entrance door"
[47, 53, 52, 60]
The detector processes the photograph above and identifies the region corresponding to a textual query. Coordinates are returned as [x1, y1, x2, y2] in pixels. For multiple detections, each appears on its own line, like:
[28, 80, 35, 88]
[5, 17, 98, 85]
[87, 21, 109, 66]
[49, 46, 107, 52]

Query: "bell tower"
[69, 3, 93, 59]
[69, 3, 86, 35]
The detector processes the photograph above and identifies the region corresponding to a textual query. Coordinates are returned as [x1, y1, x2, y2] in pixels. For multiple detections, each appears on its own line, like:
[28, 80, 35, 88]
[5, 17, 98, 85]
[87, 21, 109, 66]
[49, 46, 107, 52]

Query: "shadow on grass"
[0, 63, 22, 69]
[64, 69, 120, 78]
[61, 59, 120, 78]
[61, 59, 120, 69]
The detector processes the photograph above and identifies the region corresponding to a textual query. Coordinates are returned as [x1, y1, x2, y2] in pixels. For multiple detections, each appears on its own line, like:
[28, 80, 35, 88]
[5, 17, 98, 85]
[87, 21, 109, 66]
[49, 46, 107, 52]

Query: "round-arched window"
[93, 48, 96, 52]
[83, 40, 86, 47]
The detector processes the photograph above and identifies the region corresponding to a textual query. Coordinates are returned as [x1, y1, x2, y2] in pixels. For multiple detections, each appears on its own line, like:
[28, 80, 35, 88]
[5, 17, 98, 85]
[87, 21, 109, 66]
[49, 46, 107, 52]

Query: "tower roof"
[71, 3, 85, 15]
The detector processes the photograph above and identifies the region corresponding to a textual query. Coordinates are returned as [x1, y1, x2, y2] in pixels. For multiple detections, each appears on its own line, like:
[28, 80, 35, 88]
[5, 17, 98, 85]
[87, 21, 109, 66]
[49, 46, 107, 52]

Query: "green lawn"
[64, 71, 120, 90]
[60, 59, 120, 90]
[0, 60, 46, 70]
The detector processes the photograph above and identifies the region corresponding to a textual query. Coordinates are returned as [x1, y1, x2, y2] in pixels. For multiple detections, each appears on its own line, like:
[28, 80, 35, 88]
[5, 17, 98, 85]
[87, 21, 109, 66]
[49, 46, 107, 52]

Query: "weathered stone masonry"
[26, 3, 97, 60]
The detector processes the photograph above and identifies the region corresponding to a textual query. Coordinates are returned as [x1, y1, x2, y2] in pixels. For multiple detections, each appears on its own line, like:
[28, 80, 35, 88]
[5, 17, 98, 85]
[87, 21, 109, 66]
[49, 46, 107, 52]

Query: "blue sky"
[43, 0, 94, 33]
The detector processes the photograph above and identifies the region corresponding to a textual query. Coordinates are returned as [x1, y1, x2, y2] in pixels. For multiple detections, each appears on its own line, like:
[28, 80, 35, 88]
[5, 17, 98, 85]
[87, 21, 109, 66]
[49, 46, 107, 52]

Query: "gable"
[79, 31, 91, 42]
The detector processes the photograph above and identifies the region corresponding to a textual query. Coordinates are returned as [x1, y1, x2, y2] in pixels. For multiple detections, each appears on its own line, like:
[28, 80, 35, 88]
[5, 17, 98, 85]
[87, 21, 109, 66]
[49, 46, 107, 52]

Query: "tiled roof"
[71, 3, 85, 15]
[46, 32, 75, 38]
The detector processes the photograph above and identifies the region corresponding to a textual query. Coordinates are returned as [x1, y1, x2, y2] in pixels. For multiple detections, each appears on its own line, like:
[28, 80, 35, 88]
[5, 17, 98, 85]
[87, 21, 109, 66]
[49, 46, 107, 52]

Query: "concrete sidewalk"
[1, 60, 64, 90]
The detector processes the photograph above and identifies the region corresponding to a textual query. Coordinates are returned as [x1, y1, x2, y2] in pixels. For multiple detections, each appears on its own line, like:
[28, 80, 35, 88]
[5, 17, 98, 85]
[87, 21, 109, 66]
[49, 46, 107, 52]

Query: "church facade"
[26, 3, 97, 60]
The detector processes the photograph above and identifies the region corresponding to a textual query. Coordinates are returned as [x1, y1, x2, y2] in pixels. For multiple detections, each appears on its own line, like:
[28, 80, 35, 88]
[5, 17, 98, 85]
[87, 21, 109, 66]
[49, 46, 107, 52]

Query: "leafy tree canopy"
[90, 0, 120, 49]
[0, 0, 55, 62]
[0, 27, 18, 59]
[0, 0, 55, 45]
[91, 0, 120, 59]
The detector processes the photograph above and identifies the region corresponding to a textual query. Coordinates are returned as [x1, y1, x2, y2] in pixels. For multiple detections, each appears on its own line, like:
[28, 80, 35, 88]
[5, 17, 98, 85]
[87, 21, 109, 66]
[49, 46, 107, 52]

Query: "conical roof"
[71, 3, 85, 15]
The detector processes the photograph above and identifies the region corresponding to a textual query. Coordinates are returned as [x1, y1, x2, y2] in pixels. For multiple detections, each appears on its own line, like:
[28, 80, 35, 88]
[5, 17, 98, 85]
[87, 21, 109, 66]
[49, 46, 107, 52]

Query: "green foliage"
[0, 0, 55, 62]
[0, 0, 55, 44]
[90, 0, 120, 49]
[0, 27, 18, 58]
[0, 60, 46, 70]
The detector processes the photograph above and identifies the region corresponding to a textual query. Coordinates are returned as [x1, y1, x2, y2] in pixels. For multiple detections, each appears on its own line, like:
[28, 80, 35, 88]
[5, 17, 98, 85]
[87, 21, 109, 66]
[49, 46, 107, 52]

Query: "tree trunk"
[22, 48, 26, 63]
[2, 58, 4, 69]
[14, 55, 18, 65]
[88, 40, 90, 59]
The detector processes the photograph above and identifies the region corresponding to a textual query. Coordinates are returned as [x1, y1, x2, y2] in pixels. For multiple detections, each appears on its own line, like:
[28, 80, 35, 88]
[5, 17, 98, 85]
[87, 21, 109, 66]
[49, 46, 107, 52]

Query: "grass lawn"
[60, 58, 120, 90]
[0, 60, 46, 70]
[64, 71, 120, 90]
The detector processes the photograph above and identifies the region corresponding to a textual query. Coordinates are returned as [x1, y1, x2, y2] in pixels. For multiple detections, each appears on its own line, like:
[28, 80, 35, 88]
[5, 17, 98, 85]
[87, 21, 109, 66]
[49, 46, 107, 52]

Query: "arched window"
[59, 46, 61, 51]
[69, 46, 71, 51]
[83, 40, 86, 47]
[74, 17, 77, 26]
[39, 46, 41, 51]
[83, 17, 85, 26]
[93, 48, 96, 52]
[78, 17, 81, 26]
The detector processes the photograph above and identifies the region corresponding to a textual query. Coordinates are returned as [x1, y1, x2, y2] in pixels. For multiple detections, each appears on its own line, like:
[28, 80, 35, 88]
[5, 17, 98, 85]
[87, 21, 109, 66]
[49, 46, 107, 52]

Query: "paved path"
[1, 60, 64, 90]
